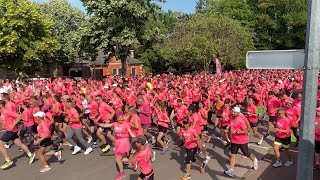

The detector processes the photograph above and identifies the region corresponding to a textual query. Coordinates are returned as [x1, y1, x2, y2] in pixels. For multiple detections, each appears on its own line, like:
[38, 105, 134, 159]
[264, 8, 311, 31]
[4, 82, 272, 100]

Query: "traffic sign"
[246, 49, 305, 69]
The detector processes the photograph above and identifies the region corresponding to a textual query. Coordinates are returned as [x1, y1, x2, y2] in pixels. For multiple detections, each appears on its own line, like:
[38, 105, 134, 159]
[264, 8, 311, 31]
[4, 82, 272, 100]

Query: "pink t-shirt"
[275, 118, 291, 138]
[1, 109, 18, 132]
[247, 104, 258, 123]
[99, 102, 114, 123]
[129, 114, 144, 136]
[111, 122, 130, 139]
[189, 113, 202, 135]
[221, 107, 230, 127]
[315, 117, 320, 141]
[175, 105, 189, 124]
[199, 108, 208, 126]
[67, 108, 82, 129]
[285, 106, 300, 127]
[22, 108, 34, 127]
[230, 116, 248, 144]
[267, 97, 280, 116]
[181, 128, 198, 149]
[135, 146, 153, 175]
[88, 100, 99, 118]
[37, 121, 51, 138]
[5, 101, 16, 112]
[138, 103, 152, 125]
[156, 111, 169, 128]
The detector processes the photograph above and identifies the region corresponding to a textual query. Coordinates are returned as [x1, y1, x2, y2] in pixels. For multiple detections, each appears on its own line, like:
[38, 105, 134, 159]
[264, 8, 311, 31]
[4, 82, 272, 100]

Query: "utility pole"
[297, 0, 320, 180]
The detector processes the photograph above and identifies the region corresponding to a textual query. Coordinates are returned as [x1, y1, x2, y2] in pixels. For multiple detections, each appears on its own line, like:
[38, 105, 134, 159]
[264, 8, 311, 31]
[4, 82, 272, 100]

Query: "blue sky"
[33, 0, 197, 14]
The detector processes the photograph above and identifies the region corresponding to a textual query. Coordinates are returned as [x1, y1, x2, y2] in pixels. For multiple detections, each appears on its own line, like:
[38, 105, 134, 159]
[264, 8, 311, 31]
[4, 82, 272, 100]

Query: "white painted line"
[248, 144, 271, 150]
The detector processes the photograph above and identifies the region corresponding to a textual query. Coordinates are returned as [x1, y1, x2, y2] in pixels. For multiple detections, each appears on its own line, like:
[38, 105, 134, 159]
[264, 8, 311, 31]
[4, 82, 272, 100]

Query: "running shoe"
[40, 166, 51, 173]
[257, 137, 264, 145]
[273, 160, 282, 168]
[263, 133, 270, 138]
[0, 160, 13, 169]
[253, 158, 259, 170]
[114, 172, 126, 180]
[102, 144, 111, 153]
[151, 136, 156, 144]
[55, 150, 62, 161]
[284, 159, 293, 167]
[92, 142, 99, 149]
[206, 136, 211, 143]
[84, 147, 93, 155]
[72, 146, 81, 155]
[161, 147, 168, 155]
[224, 169, 234, 177]
[87, 136, 93, 144]
[151, 151, 156, 162]
[180, 173, 191, 180]
[29, 153, 36, 164]
[3, 143, 9, 149]
[314, 163, 320, 169]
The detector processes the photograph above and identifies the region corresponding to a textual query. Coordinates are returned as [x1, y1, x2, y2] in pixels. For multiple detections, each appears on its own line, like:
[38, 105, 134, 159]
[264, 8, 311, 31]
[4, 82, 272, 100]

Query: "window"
[112, 69, 117, 76]
[118, 69, 122, 76]
[131, 68, 136, 76]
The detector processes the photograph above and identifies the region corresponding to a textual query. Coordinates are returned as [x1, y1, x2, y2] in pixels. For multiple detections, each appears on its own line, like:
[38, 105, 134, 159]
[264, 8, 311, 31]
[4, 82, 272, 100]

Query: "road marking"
[248, 144, 271, 150]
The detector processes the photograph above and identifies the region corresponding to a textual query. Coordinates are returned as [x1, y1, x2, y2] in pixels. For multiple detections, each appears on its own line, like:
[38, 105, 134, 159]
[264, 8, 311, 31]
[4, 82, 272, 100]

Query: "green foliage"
[0, 0, 59, 72]
[39, 0, 86, 64]
[156, 14, 254, 70]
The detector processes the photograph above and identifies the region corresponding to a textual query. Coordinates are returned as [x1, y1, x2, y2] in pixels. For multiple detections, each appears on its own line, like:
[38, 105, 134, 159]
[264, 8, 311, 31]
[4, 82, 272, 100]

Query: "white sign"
[246, 49, 305, 69]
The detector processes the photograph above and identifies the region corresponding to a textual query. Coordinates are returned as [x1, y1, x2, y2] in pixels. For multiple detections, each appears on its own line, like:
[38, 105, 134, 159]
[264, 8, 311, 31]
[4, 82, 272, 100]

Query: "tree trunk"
[121, 47, 129, 77]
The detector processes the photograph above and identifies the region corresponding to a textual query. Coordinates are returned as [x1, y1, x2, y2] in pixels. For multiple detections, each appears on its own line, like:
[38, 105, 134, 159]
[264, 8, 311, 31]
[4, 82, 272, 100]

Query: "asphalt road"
[0, 122, 319, 180]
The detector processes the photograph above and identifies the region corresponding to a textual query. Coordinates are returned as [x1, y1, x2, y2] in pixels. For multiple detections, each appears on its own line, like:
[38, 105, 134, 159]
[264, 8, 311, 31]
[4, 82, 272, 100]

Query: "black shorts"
[269, 116, 277, 123]
[202, 125, 208, 132]
[250, 122, 259, 128]
[158, 126, 168, 133]
[315, 140, 320, 154]
[230, 143, 250, 157]
[221, 125, 228, 130]
[102, 127, 112, 133]
[139, 170, 154, 180]
[40, 138, 53, 147]
[0, 131, 19, 142]
[176, 123, 183, 128]
[185, 147, 197, 164]
[54, 114, 64, 123]
[274, 136, 291, 147]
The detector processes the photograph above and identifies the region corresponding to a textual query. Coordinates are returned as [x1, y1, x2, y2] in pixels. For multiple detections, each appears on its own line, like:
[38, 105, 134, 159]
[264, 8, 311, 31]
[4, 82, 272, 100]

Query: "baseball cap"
[33, 111, 45, 118]
[232, 106, 241, 113]
[131, 135, 147, 147]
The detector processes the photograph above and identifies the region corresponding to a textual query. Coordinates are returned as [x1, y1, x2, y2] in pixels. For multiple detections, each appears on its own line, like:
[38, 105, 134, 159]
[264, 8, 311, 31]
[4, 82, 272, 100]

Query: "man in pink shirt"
[0, 100, 35, 169]
[265, 91, 280, 138]
[224, 107, 258, 177]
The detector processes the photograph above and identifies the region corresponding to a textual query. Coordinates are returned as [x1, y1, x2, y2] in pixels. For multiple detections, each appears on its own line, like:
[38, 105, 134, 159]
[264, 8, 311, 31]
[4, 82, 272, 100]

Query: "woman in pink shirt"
[20, 102, 35, 146]
[33, 111, 62, 173]
[314, 107, 320, 169]
[285, 99, 300, 147]
[154, 101, 170, 155]
[244, 98, 264, 145]
[273, 107, 293, 168]
[198, 101, 211, 143]
[98, 116, 135, 180]
[220, 99, 231, 146]
[128, 106, 144, 137]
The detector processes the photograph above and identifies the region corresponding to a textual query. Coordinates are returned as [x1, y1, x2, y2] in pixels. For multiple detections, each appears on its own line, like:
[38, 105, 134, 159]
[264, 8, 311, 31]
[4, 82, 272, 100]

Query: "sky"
[33, 0, 197, 14]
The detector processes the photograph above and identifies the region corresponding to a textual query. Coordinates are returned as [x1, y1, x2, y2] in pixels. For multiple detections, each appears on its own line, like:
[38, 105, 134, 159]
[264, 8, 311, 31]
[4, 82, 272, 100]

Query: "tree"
[0, 0, 59, 75]
[39, 0, 86, 66]
[80, 0, 165, 77]
[156, 14, 254, 70]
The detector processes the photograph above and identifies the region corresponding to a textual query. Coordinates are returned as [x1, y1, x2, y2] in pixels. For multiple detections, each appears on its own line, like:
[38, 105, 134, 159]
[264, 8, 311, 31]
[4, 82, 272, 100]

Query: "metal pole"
[297, 0, 320, 179]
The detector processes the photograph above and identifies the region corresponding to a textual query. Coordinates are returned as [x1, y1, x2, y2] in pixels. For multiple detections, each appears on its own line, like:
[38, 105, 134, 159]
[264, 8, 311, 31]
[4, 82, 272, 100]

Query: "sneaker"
[224, 169, 234, 177]
[29, 153, 36, 164]
[40, 166, 51, 173]
[72, 146, 81, 155]
[180, 173, 191, 180]
[201, 158, 210, 172]
[284, 159, 293, 167]
[55, 150, 62, 161]
[102, 144, 111, 153]
[3, 143, 10, 149]
[161, 147, 168, 155]
[92, 142, 99, 149]
[114, 172, 126, 180]
[253, 158, 259, 170]
[0, 160, 13, 169]
[151, 136, 156, 144]
[263, 133, 270, 138]
[84, 147, 93, 155]
[314, 163, 320, 169]
[257, 137, 264, 145]
[87, 136, 93, 144]
[151, 151, 156, 162]
[273, 160, 282, 168]
[222, 141, 228, 145]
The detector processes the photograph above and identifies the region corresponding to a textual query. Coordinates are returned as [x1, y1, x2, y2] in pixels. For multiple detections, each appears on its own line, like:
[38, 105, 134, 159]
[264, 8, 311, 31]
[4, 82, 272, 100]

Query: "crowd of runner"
[0, 69, 319, 180]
